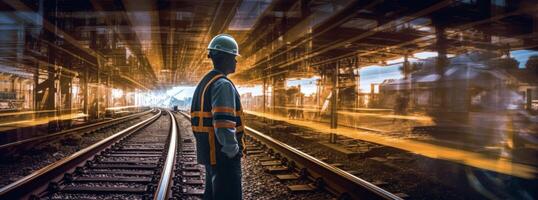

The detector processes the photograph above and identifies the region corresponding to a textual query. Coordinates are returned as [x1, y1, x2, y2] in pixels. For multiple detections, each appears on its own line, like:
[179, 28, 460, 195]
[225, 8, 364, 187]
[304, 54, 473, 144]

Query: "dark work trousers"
[203, 156, 242, 200]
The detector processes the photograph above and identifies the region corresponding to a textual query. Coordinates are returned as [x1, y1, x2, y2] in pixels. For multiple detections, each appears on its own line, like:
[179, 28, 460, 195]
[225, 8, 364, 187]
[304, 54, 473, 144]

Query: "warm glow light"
[0, 112, 88, 132]
[245, 110, 537, 179]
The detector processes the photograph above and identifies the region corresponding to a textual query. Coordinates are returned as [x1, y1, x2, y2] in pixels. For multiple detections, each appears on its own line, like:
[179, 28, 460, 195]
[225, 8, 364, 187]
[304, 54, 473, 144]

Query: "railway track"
[0, 109, 178, 200]
[0, 109, 154, 152]
[171, 112, 206, 199]
[177, 111, 401, 200]
[1, 109, 401, 200]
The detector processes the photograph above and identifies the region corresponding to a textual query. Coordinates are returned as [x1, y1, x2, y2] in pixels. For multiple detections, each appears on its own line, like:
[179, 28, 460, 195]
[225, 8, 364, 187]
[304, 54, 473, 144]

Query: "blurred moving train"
[379, 52, 537, 114]
[379, 52, 538, 152]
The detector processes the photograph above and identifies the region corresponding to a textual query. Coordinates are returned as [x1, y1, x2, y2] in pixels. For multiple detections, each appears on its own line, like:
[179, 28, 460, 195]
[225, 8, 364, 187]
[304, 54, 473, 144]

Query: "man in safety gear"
[190, 34, 244, 200]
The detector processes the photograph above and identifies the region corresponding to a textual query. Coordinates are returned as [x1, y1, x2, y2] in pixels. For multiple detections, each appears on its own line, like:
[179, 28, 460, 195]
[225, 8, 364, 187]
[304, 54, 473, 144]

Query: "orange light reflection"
[0, 113, 88, 131]
[245, 110, 537, 179]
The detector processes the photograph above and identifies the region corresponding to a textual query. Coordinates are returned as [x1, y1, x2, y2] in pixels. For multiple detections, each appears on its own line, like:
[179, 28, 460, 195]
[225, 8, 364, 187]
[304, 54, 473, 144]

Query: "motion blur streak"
[246, 110, 537, 179]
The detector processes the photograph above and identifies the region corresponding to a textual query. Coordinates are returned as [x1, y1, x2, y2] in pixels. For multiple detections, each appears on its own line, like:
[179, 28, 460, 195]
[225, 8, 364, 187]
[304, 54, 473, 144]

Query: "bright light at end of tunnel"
[112, 88, 124, 99]
[167, 86, 196, 100]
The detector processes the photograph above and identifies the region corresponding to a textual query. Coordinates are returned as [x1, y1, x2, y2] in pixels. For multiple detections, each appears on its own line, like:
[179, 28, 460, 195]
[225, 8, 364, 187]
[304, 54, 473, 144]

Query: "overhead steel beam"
[189, 0, 243, 79]
[239, 0, 299, 57]
[240, 0, 378, 72]
[313, 4, 538, 68]
[236, 0, 470, 80]
[90, 0, 159, 87]
[4, 0, 105, 65]
[123, 0, 164, 84]
[263, 0, 455, 72]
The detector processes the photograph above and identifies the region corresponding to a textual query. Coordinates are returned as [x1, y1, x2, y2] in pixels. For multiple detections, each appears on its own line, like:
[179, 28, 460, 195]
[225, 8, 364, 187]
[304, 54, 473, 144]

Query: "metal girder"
[239, 0, 381, 74]
[90, 0, 159, 86]
[4, 0, 104, 67]
[189, 0, 243, 80]
[317, 4, 538, 69]
[269, 0, 454, 71]
[239, 0, 301, 57]
[239, 0, 538, 82]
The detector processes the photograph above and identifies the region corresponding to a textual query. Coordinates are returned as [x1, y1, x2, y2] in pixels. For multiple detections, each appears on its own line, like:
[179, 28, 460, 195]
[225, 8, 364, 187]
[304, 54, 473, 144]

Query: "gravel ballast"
[0, 112, 155, 188]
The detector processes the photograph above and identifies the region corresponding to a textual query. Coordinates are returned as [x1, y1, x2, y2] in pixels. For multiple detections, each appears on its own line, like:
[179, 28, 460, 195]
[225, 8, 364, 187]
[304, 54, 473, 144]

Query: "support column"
[90, 28, 100, 119]
[44, 0, 60, 130]
[54, 66, 61, 129]
[107, 74, 111, 109]
[46, 64, 58, 131]
[263, 77, 267, 114]
[271, 77, 276, 114]
[330, 62, 339, 143]
[96, 58, 101, 119]
[83, 66, 89, 121]
[33, 66, 39, 112]
[59, 66, 75, 129]
[403, 54, 410, 80]
[435, 22, 448, 110]
[526, 88, 532, 111]
[403, 54, 413, 109]
[355, 62, 360, 109]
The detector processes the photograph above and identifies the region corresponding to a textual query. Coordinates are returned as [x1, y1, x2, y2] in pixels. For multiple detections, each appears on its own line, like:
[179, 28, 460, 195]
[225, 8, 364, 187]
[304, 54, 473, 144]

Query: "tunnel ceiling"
[0, 0, 536, 89]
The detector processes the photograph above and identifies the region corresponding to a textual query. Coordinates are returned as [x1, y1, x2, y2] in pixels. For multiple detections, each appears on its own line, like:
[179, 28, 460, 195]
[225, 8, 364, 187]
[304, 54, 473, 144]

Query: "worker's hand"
[222, 144, 239, 158]
[225, 151, 239, 159]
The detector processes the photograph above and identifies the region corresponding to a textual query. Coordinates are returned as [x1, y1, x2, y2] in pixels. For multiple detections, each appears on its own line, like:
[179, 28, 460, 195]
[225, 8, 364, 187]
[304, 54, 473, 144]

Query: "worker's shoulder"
[212, 76, 233, 88]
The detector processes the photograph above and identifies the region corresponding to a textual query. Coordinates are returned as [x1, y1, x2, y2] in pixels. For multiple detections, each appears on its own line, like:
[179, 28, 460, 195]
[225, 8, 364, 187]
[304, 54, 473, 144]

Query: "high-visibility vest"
[190, 70, 245, 165]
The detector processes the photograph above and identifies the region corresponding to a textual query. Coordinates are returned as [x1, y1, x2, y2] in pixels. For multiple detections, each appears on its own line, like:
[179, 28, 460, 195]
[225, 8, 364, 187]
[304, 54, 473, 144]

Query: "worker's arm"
[210, 78, 240, 158]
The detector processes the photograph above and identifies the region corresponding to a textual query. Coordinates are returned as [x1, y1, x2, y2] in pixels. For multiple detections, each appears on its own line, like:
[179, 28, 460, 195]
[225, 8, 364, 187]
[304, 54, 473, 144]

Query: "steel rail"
[177, 111, 400, 200]
[245, 127, 402, 200]
[0, 109, 154, 151]
[0, 109, 162, 199]
[154, 110, 179, 200]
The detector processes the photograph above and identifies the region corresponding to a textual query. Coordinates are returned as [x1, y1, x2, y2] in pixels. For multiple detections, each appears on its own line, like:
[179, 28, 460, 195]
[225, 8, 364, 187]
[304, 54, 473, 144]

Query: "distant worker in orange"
[190, 34, 245, 200]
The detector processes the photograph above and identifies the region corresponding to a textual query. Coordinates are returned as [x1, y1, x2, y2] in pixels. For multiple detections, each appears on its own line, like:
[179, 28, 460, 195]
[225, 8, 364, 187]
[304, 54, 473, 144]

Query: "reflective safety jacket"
[190, 69, 245, 165]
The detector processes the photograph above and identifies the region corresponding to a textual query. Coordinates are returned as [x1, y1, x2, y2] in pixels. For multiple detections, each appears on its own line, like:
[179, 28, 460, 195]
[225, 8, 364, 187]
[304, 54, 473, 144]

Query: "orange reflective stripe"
[198, 74, 224, 166]
[212, 106, 235, 113]
[214, 120, 237, 128]
[192, 126, 213, 132]
[194, 125, 244, 133]
[192, 126, 217, 165]
[211, 110, 243, 117]
[199, 74, 224, 127]
[224, 78, 246, 158]
[207, 128, 216, 165]
[191, 111, 212, 118]
[193, 74, 245, 165]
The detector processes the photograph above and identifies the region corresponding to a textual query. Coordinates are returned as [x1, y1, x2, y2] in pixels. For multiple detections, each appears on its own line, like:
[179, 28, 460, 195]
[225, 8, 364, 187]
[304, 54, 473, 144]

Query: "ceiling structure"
[0, 0, 536, 89]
